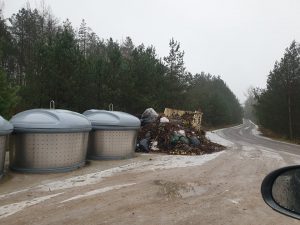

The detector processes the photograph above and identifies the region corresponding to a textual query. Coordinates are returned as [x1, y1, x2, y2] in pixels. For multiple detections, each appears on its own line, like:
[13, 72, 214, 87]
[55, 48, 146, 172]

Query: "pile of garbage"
[136, 108, 225, 155]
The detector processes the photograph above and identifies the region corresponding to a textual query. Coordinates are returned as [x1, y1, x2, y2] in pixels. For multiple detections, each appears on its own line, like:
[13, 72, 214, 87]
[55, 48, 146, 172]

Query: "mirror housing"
[261, 165, 300, 220]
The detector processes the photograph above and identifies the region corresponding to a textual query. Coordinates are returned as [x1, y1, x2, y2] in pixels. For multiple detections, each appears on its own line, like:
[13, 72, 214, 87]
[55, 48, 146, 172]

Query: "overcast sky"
[3, 0, 300, 103]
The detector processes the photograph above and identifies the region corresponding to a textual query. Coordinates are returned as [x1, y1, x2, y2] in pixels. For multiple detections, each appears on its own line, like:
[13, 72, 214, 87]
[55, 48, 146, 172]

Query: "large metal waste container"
[0, 116, 13, 177]
[83, 110, 141, 160]
[9, 109, 92, 173]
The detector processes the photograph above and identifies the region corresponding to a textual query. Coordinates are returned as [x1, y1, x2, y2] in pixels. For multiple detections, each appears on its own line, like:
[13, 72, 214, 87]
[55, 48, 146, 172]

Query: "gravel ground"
[0, 119, 300, 225]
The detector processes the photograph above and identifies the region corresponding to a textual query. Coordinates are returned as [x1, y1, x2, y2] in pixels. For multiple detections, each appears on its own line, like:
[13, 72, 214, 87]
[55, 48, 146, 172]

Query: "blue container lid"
[83, 110, 141, 130]
[0, 116, 13, 135]
[10, 109, 92, 133]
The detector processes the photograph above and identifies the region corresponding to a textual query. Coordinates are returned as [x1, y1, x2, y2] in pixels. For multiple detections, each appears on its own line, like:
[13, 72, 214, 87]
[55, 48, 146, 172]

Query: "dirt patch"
[154, 180, 207, 200]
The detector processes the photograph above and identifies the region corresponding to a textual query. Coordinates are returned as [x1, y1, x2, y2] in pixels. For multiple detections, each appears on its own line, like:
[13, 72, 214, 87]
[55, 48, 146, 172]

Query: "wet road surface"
[217, 119, 300, 156]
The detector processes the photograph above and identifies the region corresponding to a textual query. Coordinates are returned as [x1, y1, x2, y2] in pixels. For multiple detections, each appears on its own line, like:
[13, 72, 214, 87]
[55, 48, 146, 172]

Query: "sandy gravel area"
[0, 122, 300, 224]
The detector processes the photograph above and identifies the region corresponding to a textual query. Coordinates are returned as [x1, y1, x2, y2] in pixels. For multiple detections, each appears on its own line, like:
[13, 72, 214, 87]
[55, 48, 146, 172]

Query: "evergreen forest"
[253, 41, 300, 140]
[0, 6, 242, 127]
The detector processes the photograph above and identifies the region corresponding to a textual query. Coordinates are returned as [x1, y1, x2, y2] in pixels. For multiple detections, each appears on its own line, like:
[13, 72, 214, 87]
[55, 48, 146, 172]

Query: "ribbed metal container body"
[0, 135, 7, 176]
[88, 130, 137, 159]
[9, 132, 89, 173]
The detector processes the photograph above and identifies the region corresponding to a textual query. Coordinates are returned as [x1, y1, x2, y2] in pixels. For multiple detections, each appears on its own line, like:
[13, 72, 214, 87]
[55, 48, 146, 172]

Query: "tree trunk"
[288, 94, 293, 139]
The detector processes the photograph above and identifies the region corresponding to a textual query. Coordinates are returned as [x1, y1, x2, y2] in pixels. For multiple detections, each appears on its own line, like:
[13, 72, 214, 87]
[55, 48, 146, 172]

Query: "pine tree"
[78, 19, 87, 58]
[0, 70, 19, 118]
[163, 38, 187, 108]
[255, 41, 300, 139]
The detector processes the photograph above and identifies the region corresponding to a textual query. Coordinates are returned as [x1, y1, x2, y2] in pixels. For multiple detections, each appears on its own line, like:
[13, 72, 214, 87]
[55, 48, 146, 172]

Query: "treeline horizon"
[0, 5, 242, 127]
[245, 41, 300, 140]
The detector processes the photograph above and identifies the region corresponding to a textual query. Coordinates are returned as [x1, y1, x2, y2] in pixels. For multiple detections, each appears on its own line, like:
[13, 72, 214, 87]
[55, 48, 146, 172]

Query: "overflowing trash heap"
[136, 108, 225, 155]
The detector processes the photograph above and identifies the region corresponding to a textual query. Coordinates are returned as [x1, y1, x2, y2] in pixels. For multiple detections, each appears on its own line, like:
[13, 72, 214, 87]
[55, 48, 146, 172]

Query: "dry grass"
[259, 127, 300, 145]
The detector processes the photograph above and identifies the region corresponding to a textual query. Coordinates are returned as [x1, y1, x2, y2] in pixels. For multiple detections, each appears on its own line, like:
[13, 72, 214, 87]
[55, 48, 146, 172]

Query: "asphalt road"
[217, 119, 300, 156]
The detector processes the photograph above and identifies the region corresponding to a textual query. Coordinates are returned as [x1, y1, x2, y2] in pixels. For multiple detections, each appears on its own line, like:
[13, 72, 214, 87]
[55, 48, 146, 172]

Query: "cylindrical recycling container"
[9, 109, 92, 173]
[0, 116, 13, 177]
[83, 110, 141, 160]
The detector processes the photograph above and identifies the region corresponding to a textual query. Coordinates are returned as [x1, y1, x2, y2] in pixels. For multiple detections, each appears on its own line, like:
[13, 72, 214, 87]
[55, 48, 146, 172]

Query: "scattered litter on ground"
[160, 117, 170, 123]
[137, 108, 225, 155]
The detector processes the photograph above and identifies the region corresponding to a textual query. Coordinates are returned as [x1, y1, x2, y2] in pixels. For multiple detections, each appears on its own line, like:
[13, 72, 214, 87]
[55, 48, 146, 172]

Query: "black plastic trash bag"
[189, 136, 201, 147]
[138, 138, 150, 152]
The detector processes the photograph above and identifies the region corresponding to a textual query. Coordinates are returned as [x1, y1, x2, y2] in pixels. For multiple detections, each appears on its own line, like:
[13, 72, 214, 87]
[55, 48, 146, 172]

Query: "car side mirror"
[261, 166, 300, 220]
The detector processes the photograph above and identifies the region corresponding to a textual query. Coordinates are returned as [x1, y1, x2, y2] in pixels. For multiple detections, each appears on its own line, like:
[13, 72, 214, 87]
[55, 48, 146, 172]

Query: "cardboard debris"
[164, 108, 203, 131]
